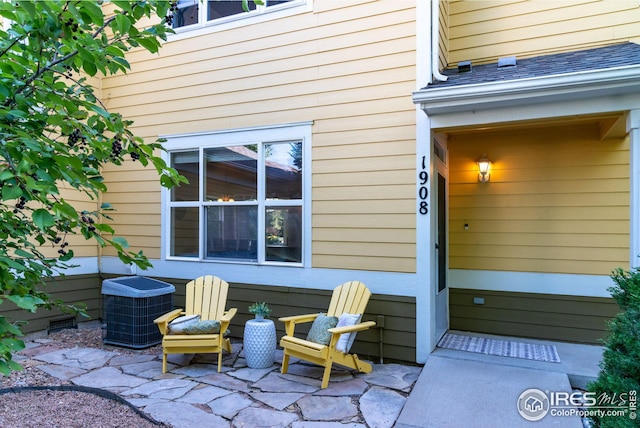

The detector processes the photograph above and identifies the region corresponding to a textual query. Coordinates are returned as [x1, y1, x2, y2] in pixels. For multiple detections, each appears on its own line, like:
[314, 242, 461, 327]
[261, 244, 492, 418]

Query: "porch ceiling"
[433, 112, 627, 140]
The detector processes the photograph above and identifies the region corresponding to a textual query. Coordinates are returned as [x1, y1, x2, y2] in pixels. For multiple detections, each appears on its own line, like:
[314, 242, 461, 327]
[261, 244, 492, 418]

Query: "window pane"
[266, 0, 294, 6]
[173, 0, 199, 27]
[207, 206, 258, 260]
[171, 151, 199, 201]
[171, 207, 199, 257]
[205, 146, 257, 202]
[207, 0, 255, 21]
[265, 206, 301, 262]
[266, 142, 302, 200]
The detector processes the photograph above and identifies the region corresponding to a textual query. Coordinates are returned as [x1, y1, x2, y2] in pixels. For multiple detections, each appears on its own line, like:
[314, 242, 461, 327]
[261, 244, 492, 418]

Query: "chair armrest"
[220, 307, 237, 322]
[153, 309, 184, 335]
[328, 320, 376, 335]
[327, 320, 377, 348]
[220, 307, 237, 333]
[278, 313, 319, 336]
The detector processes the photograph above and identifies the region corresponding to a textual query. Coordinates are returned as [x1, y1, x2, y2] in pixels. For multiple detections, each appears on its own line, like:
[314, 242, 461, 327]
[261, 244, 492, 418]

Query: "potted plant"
[245, 302, 276, 368]
[248, 302, 271, 321]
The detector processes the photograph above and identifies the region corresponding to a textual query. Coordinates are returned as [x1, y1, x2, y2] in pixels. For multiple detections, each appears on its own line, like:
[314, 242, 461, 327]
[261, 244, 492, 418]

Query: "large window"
[165, 125, 308, 265]
[172, 0, 300, 29]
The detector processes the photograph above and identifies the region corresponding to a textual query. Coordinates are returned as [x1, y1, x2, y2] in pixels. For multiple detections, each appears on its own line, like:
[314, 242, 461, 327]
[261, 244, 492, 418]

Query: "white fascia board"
[52, 257, 100, 276]
[413, 65, 640, 118]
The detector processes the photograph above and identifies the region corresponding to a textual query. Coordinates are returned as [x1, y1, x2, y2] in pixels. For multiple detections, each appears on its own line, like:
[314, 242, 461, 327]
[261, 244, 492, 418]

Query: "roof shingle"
[424, 42, 640, 89]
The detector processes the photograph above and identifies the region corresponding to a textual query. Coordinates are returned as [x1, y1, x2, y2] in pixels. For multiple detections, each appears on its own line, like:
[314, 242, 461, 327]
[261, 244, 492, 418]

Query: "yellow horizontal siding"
[313, 254, 416, 272]
[103, 191, 160, 204]
[314, 169, 415, 187]
[314, 228, 415, 243]
[313, 153, 414, 174]
[115, 95, 414, 131]
[438, 0, 449, 70]
[447, 0, 640, 65]
[99, 0, 417, 272]
[450, 257, 621, 277]
[314, 200, 415, 215]
[314, 184, 415, 201]
[450, 219, 628, 235]
[314, 213, 415, 229]
[450, 232, 626, 248]
[34, 189, 98, 258]
[449, 123, 629, 275]
[451, 179, 629, 196]
[451, 206, 628, 221]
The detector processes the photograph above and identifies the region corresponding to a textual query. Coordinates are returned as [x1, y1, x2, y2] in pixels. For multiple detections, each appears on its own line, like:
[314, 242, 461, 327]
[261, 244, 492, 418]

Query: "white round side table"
[244, 318, 276, 369]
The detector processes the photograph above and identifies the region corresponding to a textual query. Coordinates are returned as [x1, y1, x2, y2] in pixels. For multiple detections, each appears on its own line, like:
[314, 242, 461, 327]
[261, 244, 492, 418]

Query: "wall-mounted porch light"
[477, 155, 491, 183]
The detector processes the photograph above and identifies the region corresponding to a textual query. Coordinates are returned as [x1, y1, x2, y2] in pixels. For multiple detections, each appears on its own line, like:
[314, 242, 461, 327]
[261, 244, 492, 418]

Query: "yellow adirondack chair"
[279, 280, 376, 388]
[154, 275, 237, 373]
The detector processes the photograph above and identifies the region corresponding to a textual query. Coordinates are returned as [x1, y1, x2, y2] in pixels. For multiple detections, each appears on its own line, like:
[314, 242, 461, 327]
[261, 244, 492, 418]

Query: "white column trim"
[415, 0, 434, 363]
[627, 110, 640, 269]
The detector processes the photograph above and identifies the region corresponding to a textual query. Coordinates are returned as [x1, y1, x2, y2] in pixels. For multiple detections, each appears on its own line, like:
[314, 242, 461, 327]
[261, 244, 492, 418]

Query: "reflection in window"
[171, 207, 199, 257]
[266, 142, 302, 200]
[172, 0, 298, 29]
[265, 206, 301, 262]
[206, 206, 258, 261]
[208, 0, 255, 20]
[205, 146, 257, 202]
[173, 0, 199, 27]
[171, 151, 199, 202]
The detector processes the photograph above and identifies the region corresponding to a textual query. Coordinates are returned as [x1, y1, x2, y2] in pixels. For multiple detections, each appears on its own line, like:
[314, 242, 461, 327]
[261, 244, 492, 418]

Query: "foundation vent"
[48, 316, 77, 334]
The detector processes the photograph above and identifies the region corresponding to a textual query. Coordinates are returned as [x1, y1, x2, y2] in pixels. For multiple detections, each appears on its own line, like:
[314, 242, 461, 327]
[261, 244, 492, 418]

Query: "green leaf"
[5, 338, 25, 352]
[0, 362, 11, 376]
[32, 209, 54, 230]
[136, 37, 160, 54]
[59, 249, 74, 261]
[0, 256, 27, 272]
[76, 45, 94, 63]
[1, 184, 22, 201]
[111, 1, 133, 12]
[93, 223, 114, 234]
[89, 104, 110, 119]
[53, 200, 79, 220]
[7, 295, 45, 312]
[14, 249, 34, 259]
[114, 13, 131, 35]
[8, 109, 27, 118]
[16, 1, 36, 18]
[80, 0, 104, 26]
[112, 236, 129, 248]
[83, 60, 97, 77]
[0, 170, 13, 181]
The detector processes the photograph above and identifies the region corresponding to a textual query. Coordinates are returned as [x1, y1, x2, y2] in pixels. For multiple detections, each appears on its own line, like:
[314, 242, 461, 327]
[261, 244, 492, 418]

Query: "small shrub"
[248, 302, 271, 319]
[588, 268, 640, 427]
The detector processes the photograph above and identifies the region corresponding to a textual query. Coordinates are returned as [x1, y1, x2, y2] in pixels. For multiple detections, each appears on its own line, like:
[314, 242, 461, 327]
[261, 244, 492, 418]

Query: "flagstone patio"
[17, 337, 421, 428]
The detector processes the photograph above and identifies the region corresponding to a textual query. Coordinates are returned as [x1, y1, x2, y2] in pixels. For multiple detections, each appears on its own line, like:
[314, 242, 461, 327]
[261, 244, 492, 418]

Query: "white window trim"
[168, 0, 312, 41]
[161, 122, 312, 268]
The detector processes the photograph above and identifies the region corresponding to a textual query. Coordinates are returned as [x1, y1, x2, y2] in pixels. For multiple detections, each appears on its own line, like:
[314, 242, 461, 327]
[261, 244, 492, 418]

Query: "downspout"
[431, 0, 448, 82]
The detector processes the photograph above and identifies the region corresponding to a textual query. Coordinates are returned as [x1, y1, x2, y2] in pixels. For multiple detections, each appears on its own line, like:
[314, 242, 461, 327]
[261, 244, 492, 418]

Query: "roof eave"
[412, 65, 640, 116]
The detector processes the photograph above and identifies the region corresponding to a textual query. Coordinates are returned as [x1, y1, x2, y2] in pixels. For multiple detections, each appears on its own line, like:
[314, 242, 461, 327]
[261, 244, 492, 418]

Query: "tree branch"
[10, 14, 118, 106]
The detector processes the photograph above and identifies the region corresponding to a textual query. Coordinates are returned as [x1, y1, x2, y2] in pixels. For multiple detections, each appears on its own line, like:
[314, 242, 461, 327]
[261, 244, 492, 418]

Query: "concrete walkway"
[12, 328, 603, 427]
[397, 331, 603, 428]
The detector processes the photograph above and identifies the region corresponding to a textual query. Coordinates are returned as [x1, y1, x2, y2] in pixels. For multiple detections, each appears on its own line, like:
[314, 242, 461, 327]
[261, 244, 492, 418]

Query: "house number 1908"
[419, 156, 428, 215]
